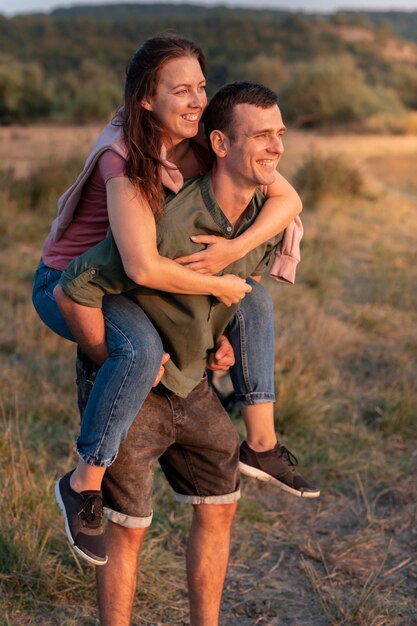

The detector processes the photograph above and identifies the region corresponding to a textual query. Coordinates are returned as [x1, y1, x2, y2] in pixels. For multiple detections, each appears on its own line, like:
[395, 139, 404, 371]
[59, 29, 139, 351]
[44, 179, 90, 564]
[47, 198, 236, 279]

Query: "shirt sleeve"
[98, 150, 126, 184]
[59, 234, 138, 308]
[252, 239, 280, 276]
[269, 215, 303, 284]
[60, 257, 107, 308]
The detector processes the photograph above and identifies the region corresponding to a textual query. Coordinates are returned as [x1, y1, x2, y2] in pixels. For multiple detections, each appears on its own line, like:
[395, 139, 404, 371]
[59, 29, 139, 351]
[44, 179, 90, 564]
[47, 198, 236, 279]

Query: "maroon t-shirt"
[42, 150, 126, 271]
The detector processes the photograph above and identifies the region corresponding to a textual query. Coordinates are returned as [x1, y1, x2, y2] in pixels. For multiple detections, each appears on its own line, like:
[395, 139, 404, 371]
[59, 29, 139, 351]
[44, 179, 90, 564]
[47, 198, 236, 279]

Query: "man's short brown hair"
[203, 81, 278, 143]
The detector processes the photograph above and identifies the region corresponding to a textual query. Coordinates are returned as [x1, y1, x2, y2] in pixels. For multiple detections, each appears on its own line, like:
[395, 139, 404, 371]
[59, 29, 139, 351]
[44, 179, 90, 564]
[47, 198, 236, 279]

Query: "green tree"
[54, 59, 122, 122]
[280, 54, 403, 127]
[387, 62, 417, 109]
[239, 54, 288, 92]
[0, 55, 52, 122]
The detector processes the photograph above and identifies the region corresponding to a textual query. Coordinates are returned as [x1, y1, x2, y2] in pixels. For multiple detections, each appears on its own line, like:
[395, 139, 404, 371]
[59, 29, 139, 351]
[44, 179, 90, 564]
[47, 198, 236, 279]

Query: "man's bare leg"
[96, 521, 146, 626]
[187, 502, 237, 626]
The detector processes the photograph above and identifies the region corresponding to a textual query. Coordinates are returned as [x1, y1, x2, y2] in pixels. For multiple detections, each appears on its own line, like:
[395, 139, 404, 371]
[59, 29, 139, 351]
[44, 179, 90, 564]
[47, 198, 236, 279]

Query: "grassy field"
[0, 126, 416, 625]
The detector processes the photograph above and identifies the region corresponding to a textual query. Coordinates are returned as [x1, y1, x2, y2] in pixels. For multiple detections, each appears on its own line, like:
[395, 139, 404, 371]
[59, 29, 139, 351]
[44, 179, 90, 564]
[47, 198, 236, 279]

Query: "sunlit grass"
[0, 128, 416, 624]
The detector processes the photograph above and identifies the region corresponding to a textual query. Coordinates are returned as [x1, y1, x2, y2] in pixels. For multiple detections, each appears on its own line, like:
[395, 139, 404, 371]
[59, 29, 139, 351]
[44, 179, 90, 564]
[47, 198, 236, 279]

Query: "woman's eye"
[175, 89, 188, 96]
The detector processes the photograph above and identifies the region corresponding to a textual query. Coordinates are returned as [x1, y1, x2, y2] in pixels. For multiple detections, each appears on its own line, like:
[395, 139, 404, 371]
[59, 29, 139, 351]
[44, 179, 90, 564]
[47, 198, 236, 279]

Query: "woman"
[33, 33, 312, 567]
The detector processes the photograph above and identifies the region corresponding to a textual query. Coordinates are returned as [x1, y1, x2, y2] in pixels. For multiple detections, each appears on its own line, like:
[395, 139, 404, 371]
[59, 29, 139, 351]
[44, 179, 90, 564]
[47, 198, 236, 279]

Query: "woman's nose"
[190, 89, 205, 108]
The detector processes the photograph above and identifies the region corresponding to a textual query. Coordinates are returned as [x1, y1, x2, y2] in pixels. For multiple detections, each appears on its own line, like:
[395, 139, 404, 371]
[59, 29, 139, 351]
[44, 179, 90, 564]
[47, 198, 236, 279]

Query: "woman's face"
[143, 56, 207, 145]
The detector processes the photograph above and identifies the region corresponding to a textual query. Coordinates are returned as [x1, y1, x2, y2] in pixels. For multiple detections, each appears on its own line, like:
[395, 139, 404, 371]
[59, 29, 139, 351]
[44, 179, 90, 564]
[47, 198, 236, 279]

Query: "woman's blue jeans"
[229, 277, 275, 407]
[32, 260, 275, 466]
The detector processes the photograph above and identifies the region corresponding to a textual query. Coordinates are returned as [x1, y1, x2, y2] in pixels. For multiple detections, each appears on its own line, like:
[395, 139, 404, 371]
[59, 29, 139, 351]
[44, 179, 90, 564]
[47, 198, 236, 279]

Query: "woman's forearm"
[127, 254, 251, 306]
[107, 177, 250, 306]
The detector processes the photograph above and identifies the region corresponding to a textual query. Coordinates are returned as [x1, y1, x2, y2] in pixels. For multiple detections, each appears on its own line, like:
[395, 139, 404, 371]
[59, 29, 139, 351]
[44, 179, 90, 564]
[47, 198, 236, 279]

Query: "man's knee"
[192, 502, 237, 532]
[105, 520, 146, 556]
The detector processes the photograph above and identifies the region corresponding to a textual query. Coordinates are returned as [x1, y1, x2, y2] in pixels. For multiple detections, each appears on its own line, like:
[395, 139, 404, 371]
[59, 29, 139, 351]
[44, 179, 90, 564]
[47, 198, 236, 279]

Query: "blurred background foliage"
[1, 5, 417, 128]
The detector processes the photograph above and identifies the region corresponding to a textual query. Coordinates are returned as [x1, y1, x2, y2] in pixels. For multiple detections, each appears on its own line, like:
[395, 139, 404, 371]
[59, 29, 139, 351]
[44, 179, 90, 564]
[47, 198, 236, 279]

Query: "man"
[58, 82, 301, 625]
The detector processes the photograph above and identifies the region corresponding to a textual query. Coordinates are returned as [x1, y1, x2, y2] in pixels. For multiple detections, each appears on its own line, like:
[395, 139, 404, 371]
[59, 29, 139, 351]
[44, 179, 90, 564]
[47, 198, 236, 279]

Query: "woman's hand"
[174, 235, 242, 275]
[215, 274, 252, 307]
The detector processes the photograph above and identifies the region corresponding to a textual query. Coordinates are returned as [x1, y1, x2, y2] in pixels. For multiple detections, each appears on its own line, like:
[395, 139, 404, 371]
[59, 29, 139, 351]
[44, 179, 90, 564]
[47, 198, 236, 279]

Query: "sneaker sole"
[54, 479, 108, 566]
[238, 461, 320, 498]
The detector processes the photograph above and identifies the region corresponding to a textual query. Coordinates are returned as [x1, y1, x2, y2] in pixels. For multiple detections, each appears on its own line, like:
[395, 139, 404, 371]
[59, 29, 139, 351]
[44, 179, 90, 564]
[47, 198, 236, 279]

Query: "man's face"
[223, 103, 285, 188]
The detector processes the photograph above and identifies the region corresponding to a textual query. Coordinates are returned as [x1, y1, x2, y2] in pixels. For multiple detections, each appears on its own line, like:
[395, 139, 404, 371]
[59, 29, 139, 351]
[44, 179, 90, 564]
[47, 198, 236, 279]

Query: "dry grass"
[0, 125, 100, 178]
[0, 126, 416, 625]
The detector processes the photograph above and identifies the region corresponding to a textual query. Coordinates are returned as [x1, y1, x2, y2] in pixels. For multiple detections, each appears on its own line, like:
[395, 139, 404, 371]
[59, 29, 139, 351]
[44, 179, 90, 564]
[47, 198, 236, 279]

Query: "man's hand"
[152, 352, 170, 387]
[207, 335, 235, 372]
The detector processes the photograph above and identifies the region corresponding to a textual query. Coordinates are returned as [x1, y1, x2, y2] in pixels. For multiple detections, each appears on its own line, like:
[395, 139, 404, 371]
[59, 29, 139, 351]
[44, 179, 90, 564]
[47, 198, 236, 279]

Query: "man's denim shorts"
[76, 350, 241, 528]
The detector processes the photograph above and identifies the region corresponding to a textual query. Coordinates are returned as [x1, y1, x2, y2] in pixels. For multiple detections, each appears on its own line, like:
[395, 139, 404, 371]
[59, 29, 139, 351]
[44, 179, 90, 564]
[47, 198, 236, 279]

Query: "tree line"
[0, 5, 416, 128]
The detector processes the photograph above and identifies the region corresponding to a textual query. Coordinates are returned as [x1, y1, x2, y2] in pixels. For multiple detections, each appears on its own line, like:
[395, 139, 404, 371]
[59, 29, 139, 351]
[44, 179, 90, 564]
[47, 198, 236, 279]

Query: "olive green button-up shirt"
[61, 172, 283, 397]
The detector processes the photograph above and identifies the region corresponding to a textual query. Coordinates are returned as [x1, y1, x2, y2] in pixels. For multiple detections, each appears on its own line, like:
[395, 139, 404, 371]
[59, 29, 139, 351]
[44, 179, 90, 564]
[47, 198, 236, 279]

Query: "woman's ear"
[141, 99, 153, 111]
[210, 130, 228, 158]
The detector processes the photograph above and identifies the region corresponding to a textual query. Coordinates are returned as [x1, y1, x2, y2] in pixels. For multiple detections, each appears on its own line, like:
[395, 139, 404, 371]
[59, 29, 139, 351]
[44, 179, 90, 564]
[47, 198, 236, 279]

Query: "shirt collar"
[199, 172, 260, 237]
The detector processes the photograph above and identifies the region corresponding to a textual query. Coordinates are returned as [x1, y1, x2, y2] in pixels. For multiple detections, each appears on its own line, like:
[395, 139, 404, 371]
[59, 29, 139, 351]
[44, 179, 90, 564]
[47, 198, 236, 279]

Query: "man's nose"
[268, 135, 284, 155]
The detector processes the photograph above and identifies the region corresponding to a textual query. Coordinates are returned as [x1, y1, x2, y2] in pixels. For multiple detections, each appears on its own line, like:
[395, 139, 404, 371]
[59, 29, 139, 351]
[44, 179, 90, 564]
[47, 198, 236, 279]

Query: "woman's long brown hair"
[119, 33, 206, 218]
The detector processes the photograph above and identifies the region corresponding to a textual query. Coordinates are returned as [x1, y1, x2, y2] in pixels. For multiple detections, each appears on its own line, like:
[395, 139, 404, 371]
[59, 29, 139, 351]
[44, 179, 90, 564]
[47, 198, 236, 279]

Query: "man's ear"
[210, 130, 228, 158]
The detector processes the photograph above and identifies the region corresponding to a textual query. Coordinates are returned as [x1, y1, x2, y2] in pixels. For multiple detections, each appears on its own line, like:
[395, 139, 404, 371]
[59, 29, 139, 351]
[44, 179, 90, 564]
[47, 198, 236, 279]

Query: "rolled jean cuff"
[103, 507, 153, 529]
[234, 392, 276, 408]
[76, 449, 117, 468]
[174, 488, 241, 505]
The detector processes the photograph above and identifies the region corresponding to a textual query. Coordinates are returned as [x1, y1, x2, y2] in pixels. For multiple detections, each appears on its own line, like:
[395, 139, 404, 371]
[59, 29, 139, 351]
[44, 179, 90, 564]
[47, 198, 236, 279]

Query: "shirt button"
[226, 226, 232, 233]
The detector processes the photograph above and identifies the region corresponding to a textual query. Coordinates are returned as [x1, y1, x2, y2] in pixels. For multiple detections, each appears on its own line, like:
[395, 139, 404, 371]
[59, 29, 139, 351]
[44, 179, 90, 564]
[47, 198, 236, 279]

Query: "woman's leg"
[32, 259, 74, 340]
[33, 263, 163, 463]
[34, 264, 164, 559]
[227, 278, 276, 449]
[75, 294, 163, 467]
[55, 294, 163, 565]
[227, 279, 320, 498]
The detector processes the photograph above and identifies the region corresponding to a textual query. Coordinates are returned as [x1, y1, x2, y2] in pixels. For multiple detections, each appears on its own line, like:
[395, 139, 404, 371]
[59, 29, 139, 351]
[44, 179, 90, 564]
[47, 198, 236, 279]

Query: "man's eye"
[175, 89, 188, 96]
[198, 85, 206, 92]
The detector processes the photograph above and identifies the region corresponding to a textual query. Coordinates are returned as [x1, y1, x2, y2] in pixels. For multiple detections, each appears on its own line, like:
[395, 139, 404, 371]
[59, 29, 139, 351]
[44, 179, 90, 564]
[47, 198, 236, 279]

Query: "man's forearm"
[53, 285, 109, 366]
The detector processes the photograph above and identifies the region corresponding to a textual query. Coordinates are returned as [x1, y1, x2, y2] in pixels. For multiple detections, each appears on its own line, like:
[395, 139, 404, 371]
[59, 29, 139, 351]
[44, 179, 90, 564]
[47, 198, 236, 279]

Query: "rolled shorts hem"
[174, 488, 241, 505]
[103, 506, 153, 528]
[234, 392, 275, 408]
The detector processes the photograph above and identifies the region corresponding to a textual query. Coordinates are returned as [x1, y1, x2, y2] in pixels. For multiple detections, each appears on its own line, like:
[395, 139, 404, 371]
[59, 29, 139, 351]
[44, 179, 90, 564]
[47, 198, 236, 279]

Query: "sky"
[2, 0, 417, 18]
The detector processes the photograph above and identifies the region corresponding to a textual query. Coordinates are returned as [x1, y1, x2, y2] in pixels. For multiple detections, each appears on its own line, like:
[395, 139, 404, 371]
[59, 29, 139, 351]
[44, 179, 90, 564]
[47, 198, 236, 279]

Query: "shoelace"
[79, 495, 103, 528]
[278, 445, 299, 467]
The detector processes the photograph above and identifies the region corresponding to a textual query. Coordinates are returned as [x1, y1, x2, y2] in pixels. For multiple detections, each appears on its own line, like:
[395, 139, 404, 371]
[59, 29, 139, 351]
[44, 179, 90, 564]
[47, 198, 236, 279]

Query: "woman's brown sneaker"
[239, 441, 320, 498]
[54, 470, 108, 565]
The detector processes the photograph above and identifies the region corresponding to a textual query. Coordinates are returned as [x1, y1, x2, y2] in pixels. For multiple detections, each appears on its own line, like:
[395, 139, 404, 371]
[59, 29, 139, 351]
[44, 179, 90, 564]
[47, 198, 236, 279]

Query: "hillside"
[1, 5, 417, 127]
[346, 9, 417, 42]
